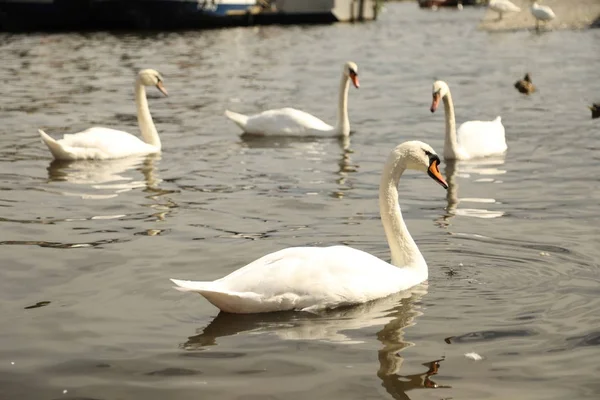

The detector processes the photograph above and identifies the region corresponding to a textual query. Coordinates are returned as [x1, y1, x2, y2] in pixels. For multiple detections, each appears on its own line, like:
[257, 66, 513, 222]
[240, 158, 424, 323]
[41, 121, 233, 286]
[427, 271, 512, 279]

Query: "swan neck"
[335, 73, 350, 136]
[378, 156, 427, 272]
[135, 80, 161, 149]
[442, 91, 459, 159]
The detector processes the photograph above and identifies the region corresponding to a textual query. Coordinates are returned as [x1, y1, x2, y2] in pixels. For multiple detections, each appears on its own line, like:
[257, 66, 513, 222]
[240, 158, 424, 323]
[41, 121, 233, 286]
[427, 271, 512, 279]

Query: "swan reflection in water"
[441, 156, 506, 225]
[47, 154, 162, 198]
[239, 134, 359, 200]
[181, 285, 450, 399]
[47, 155, 177, 227]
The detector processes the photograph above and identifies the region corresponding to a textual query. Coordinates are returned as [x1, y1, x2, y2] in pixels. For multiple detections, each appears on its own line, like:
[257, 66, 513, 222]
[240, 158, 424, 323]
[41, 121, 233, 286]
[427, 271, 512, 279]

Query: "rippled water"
[1, 3, 600, 399]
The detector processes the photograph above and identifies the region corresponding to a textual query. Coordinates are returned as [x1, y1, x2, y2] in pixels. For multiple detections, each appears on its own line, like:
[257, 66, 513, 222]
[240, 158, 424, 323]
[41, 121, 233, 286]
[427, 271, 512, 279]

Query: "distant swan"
[171, 140, 448, 314]
[39, 69, 167, 161]
[224, 61, 359, 136]
[488, 0, 521, 21]
[430, 80, 507, 160]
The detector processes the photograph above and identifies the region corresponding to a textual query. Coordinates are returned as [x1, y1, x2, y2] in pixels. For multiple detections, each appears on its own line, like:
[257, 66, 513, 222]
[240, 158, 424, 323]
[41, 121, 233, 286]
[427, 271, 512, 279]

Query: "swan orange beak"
[428, 156, 448, 189]
[430, 93, 440, 113]
[156, 81, 168, 96]
[350, 72, 359, 89]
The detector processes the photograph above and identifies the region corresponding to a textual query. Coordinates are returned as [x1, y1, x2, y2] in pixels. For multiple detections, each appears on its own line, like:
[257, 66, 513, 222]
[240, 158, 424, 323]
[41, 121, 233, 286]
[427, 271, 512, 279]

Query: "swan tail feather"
[170, 278, 263, 313]
[224, 110, 249, 130]
[170, 278, 215, 293]
[38, 129, 71, 160]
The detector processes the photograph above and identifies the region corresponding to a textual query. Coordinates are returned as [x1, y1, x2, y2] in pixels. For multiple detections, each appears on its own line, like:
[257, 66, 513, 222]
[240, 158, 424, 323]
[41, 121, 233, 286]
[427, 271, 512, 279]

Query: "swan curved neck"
[135, 80, 161, 149]
[335, 73, 351, 137]
[378, 156, 427, 273]
[442, 91, 459, 159]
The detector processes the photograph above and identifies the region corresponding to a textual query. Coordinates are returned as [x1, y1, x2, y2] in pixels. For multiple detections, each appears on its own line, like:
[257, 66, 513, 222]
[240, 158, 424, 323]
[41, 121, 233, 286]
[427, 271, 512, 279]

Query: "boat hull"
[0, 0, 353, 31]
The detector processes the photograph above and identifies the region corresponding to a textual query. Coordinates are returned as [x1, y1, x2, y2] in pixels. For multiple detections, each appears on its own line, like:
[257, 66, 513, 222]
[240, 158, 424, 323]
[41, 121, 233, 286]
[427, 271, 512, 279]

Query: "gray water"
[1, 3, 600, 399]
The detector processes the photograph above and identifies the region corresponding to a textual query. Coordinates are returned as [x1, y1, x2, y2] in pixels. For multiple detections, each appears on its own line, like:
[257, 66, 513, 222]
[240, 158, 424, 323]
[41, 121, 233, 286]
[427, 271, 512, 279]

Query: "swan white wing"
[174, 246, 424, 313]
[58, 127, 157, 159]
[457, 117, 507, 158]
[244, 108, 334, 136]
[225, 247, 423, 305]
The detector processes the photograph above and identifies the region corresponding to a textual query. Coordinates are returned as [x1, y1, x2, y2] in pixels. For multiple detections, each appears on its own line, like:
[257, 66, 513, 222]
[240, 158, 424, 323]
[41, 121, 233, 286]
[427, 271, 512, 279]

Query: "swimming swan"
[430, 80, 507, 160]
[171, 140, 448, 314]
[38, 69, 167, 160]
[224, 61, 359, 136]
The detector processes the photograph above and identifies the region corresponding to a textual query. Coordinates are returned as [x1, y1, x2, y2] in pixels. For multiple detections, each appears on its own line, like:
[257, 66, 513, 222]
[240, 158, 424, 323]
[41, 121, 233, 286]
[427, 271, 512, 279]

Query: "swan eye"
[423, 149, 432, 156]
[349, 69, 357, 76]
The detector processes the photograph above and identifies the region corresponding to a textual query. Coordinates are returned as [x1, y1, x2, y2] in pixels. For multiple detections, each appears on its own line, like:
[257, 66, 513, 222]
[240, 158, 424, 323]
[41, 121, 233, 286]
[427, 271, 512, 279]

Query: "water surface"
[1, 3, 600, 399]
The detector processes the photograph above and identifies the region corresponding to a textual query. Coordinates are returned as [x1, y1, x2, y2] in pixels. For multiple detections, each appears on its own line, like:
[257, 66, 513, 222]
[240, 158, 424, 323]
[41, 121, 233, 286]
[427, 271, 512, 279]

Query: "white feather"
[171, 141, 446, 314]
[225, 61, 358, 137]
[39, 69, 166, 161]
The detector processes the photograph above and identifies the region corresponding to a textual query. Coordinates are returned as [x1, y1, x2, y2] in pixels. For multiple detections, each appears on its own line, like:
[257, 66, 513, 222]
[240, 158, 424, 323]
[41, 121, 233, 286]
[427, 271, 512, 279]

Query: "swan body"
[39, 69, 167, 161]
[530, 1, 555, 29]
[225, 61, 359, 136]
[430, 80, 507, 160]
[171, 140, 448, 314]
[514, 73, 536, 94]
[488, 0, 521, 20]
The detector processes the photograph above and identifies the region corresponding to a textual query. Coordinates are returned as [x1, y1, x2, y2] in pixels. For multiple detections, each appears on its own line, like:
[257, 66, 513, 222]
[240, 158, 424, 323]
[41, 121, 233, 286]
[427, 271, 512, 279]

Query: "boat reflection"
[181, 285, 450, 399]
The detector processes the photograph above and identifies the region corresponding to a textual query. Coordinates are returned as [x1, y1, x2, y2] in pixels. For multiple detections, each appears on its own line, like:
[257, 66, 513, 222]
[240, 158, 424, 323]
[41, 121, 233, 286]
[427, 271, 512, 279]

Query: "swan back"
[243, 108, 335, 136]
[457, 117, 507, 158]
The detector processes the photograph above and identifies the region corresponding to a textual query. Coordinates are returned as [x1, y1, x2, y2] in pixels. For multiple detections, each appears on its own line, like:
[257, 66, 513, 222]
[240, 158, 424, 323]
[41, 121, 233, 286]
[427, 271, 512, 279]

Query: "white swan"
[430, 80, 507, 160]
[530, 1, 556, 30]
[224, 61, 359, 136]
[488, 0, 521, 21]
[171, 140, 448, 314]
[38, 69, 167, 161]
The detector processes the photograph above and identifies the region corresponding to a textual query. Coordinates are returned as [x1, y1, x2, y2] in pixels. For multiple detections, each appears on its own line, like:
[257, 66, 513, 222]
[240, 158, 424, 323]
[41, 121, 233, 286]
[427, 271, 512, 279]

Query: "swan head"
[397, 141, 448, 189]
[430, 80, 449, 113]
[138, 69, 168, 96]
[343, 61, 360, 89]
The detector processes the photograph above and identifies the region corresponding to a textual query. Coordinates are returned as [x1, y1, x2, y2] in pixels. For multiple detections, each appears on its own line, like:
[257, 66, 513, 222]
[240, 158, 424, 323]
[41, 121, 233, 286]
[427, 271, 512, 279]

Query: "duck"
[514, 73, 536, 95]
[488, 0, 521, 21]
[38, 69, 167, 161]
[430, 80, 507, 160]
[530, 1, 556, 30]
[590, 103, 600, 119]
[170, 140, 448, 314]
[224, 61, 359, 136]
